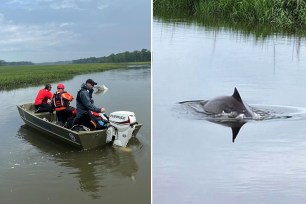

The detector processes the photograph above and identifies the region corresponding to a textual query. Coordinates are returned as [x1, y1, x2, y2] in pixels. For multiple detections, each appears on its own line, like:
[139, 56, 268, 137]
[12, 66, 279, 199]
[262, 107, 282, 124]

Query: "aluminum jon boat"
[17, 103, 142, 150]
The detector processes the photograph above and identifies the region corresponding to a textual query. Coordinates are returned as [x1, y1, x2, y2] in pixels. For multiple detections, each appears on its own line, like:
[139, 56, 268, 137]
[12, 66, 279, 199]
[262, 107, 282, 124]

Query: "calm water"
[153, 19, 306, 204]
[0, 66, 151, 204]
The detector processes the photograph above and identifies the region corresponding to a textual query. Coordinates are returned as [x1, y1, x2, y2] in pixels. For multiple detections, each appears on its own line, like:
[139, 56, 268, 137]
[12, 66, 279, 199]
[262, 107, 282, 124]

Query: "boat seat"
[33, 111, 51, 116]
[33, 111, 55, 122]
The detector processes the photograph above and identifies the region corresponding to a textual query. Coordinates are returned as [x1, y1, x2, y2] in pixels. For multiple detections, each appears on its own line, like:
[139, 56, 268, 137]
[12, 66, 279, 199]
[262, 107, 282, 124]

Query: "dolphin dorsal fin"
[232, 88, 243, 103]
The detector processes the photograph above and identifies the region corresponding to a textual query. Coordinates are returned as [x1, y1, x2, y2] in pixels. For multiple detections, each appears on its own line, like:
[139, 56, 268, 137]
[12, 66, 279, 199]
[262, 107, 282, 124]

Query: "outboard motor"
[106, 111, 137, 147]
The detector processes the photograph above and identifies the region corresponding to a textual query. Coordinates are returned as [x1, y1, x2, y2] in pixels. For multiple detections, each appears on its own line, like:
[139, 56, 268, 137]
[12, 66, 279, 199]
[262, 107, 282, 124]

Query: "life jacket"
[53, 91, 74, 111]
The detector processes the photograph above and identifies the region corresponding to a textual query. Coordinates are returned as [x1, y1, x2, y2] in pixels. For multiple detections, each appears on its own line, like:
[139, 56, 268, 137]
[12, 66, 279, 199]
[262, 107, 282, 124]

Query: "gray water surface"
[153, 19, 306, 204]
[0, 66, 150, 204]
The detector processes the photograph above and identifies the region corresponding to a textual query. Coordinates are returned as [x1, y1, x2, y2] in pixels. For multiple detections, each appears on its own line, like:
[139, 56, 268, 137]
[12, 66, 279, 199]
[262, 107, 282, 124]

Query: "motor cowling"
[106, 111, 137, 147]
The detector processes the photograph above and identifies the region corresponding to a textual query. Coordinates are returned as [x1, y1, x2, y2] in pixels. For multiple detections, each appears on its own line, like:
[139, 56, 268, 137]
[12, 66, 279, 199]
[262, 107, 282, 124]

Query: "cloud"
[0, 13, 4, 21]
[97, 4, 109, 10]
[49, 0, 80, 10]
[6, 0, 44, 11]
[0, 14, 78, 52]
[0, 48, 21, 52]
[5, 0, 109, 11]
[0, 0, 150, 62]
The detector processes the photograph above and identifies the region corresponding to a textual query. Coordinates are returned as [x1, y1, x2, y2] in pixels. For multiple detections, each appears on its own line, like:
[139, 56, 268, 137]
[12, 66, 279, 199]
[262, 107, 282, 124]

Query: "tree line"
[0, 49, 151, 66]
[72, 49, 151, 64]
[0, 60, 34, 66]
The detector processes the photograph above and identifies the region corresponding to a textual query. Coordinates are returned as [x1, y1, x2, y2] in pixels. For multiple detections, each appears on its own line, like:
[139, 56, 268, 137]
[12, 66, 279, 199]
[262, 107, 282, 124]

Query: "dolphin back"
[202, 88, 254, 118]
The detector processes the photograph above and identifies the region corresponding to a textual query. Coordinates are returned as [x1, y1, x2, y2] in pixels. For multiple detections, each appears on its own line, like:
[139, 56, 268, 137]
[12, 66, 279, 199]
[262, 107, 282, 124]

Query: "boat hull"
[17, 103, 142, 150]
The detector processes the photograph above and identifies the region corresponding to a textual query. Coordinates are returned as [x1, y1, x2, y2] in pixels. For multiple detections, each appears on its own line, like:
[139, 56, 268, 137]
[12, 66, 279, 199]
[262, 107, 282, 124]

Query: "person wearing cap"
[74, 79, 106, 129]
[34, 84, 53, 113]
[51, 83, 75, 125]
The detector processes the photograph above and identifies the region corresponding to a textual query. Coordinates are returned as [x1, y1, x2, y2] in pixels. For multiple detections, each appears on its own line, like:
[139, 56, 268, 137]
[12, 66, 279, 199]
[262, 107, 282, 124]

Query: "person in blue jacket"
[74, 79, 106, 130]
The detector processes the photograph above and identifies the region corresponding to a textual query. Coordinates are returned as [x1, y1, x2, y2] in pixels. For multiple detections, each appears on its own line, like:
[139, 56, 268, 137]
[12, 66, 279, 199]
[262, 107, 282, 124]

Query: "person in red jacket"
[34, 84, 53, 113]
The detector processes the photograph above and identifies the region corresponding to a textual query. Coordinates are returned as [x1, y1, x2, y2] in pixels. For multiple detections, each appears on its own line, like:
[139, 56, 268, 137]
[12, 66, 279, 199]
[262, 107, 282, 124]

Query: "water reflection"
[154, 16, 306, 62]
[17, 125, 139, 199]
[207, 119, 246, 143]
[177, 101, 306, 143]
[177, 102, 247, 142]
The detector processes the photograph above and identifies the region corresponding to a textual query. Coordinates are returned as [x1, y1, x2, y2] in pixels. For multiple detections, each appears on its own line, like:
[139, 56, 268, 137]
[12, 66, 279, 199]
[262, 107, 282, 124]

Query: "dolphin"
[179, 88, 255, 142]
[201, 87, 254, 118]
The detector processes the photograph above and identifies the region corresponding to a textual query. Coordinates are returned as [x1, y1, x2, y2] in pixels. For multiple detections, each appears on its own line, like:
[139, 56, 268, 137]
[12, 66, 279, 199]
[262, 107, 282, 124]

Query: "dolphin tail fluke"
[231, 126, 242, 143]
[232, 87, 243, 103]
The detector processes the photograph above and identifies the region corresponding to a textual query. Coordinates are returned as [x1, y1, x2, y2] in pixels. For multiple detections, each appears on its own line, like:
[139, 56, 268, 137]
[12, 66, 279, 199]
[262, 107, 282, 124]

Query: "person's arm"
[47, 91, 53, 100]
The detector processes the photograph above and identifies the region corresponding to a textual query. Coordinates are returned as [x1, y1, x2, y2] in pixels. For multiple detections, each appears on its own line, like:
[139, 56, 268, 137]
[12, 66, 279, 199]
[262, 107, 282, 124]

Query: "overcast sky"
[0, 0, 151, 63]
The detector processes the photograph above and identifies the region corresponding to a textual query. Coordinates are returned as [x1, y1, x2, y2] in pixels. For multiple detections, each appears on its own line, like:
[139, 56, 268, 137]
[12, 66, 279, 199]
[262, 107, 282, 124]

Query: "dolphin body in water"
[201, 87, 255, 118]
[179, 88, 255, 142]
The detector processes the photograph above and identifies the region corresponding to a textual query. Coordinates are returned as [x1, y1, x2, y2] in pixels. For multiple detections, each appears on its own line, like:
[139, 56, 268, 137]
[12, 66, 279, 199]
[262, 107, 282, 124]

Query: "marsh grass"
[154, 0, 306, 29]
[154, 0, 198, 12]
[0, 62, 150, 91]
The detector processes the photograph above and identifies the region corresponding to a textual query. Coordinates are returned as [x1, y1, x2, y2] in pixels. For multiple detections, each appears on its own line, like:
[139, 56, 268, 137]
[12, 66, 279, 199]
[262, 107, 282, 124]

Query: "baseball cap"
[86, 79, 97, 86]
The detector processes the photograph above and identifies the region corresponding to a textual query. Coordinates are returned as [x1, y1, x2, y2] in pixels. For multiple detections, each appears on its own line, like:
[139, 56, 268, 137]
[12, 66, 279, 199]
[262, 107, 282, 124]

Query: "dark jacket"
[76, 83, 101, 118]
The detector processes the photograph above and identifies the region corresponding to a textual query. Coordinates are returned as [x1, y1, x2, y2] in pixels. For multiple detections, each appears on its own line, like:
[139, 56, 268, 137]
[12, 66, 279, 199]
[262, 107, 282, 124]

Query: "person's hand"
[101, 108, 106, 113]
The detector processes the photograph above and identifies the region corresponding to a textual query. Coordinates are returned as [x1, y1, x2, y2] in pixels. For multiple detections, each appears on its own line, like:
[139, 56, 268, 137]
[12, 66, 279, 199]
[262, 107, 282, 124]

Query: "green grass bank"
[0, 62, 150, 91]
[154, 0, 306, 28]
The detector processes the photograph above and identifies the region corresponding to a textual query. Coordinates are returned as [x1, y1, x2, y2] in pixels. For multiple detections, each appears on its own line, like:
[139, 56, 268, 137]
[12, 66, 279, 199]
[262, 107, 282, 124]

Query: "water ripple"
[176, 102, 306, 122]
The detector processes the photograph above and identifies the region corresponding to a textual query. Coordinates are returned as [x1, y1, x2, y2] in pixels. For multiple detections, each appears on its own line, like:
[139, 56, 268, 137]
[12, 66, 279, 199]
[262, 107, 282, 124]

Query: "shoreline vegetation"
[0, 62, 150, 91]
[154, 0, 306, 30]
[0, 49, 151, 66]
